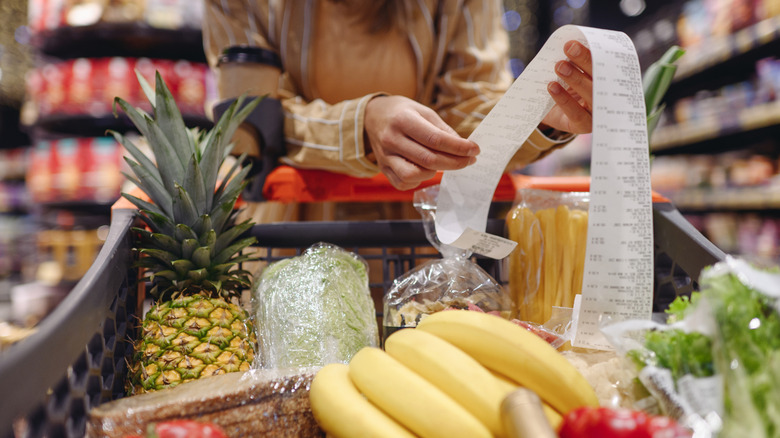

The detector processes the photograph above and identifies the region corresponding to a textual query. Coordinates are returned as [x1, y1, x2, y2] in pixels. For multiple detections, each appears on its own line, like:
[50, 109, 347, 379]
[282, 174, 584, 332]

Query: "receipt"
[435, 25, 654, 349]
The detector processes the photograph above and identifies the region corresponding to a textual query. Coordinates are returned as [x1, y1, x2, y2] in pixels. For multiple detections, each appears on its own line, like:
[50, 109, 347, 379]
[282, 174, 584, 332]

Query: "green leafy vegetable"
[642, 45, 685, 141]
[254, 243, 379, 368]
[629, 263, 780, 437]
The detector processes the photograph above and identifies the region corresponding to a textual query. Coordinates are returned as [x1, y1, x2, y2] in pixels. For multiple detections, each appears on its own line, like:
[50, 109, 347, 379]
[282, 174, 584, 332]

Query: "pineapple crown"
[113, 71, 262, 302]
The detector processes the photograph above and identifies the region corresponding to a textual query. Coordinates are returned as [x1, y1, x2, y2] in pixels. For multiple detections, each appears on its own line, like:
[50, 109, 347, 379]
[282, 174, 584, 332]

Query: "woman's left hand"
[541, 40, 593, 134]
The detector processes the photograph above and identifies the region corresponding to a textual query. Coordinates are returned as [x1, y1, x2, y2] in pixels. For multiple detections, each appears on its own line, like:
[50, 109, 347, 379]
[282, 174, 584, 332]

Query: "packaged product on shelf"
[26, 138, 123, 204]
[253, 243, 379, 368]
[382, 185, 513, 340]
[25, 58, 215, 123]
[27, 0, 204, 34]
[505, 188, 589, 326]
[602, 257, 780, 437]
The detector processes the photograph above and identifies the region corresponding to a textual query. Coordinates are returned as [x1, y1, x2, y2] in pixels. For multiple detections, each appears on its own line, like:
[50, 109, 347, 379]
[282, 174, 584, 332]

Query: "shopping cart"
[0, 171, 726, 438]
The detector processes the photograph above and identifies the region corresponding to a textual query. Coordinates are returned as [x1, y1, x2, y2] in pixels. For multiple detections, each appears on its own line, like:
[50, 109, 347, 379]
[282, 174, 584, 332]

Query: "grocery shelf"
[33, 23, 206, 62]
[673, 16, 780, 83]
[33, 114, 213, 138]
[669, 186, 780, 212]
[650, 101, 780, 153]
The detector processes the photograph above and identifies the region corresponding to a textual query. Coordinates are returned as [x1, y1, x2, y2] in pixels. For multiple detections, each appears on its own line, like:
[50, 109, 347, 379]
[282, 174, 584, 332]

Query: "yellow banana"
[309, 363, 415, 438]
[384, 328, 508, 436]
[491, 371, 563, 430]
[416, 310, 599, 415]
[348, 347, 492, 438]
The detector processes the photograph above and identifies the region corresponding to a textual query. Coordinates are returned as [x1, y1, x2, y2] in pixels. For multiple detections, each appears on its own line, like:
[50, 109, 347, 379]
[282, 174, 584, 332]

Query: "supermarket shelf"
[650, 101, 780, 153]
[33, 23, 206, 62]
[669, 186, 780, 212]
[33, 113, 213, 137]
[673, 16, 780, 82]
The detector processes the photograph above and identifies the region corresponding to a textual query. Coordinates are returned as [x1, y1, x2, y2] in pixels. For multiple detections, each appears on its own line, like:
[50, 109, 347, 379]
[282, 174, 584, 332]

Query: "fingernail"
[468, 144, 480, 156]
[548, 82, 562, 94]
[567, 42, 582, 57]
[556, 61, 572, 77]
[468, 156, 477, 165]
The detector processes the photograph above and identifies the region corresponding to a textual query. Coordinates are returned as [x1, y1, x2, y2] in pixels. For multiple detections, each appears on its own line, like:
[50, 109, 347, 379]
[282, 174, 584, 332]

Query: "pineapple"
[113, 72, 261, 394]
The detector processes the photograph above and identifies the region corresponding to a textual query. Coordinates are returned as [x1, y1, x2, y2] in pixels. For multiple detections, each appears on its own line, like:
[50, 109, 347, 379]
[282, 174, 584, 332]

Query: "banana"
[415, 310, 599, 415]
[309, 363, 415, 438]
[348, 347, 492, 438]
[384, 328, 508, 436]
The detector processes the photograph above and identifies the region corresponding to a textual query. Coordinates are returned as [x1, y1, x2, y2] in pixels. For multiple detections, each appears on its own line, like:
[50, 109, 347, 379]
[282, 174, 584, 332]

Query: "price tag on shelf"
[435, 25, 653, 350]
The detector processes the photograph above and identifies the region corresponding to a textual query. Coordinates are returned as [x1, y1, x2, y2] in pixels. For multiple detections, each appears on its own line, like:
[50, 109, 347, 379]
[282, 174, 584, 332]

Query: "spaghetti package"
[506, 189, 589, 325]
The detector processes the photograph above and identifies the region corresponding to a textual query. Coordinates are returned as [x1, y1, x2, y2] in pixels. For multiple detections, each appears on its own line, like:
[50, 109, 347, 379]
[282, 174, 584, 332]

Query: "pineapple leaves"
[172, 259, 197, 277]
[215, 221, 253, 255]
[212, 237, 257, 266]
[172, 183, 199, 227]
[109, 130, 162, 194]
[143, 117, 186, 196]
[121, 191, 168, 222]
[153, 72, 197, 163]
[135, 70, 156, 109]
[148, 233, 182, 257]
[192, 246, 211, 268]
[174, 224, 198, 242]
[140, 248, 177, 267]
[181, 238, 199, 260]
[185, 154, 209, 215]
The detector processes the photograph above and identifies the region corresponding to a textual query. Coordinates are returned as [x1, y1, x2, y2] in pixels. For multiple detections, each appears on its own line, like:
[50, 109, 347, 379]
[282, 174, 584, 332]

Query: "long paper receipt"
[435, 25, 654, 350]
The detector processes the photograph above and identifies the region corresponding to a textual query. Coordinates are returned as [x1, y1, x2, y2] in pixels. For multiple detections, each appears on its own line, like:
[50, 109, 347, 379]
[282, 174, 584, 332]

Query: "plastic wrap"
[253, 243, 379, 368]
[382, 186, 512, 340]
[505, 188, 589, 325]
[86, 369, 323, 437]
[602, 257, 780, 437]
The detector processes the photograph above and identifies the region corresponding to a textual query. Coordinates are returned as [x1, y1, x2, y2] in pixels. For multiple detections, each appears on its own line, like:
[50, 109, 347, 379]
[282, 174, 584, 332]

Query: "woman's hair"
[330, 0, 409, 33]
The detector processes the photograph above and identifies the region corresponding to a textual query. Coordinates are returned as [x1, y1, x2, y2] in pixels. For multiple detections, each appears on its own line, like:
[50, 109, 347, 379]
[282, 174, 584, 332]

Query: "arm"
[203, 0, 381, 178]
[433, 0, 592, 170]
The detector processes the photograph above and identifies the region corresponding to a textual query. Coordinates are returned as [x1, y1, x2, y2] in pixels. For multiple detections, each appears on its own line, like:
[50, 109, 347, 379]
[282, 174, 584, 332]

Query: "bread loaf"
[87, 369, 324, 437]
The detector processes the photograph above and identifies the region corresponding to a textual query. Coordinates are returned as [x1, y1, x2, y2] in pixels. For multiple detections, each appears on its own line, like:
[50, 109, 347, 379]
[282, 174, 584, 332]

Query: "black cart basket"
[0, 200, 725, 438]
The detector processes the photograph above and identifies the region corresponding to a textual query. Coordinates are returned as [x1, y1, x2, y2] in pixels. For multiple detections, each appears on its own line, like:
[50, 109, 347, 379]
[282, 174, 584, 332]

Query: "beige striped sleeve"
[434, 0, 574, 170]
[276, 87, 382, 178]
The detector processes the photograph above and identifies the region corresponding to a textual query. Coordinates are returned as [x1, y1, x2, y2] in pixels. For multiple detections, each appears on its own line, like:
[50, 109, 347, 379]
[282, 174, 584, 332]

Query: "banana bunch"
[309, 310, 598, 437]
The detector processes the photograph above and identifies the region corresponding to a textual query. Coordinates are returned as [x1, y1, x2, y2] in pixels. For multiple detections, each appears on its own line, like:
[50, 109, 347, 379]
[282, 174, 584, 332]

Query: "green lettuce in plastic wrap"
[604, 257, 780, 438]
[253, 243, 379, 368]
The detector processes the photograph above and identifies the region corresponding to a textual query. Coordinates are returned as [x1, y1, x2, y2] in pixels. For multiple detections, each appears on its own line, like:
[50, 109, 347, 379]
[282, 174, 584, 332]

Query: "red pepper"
[123, 420, 228, 438]
[558, 407, 691, 438]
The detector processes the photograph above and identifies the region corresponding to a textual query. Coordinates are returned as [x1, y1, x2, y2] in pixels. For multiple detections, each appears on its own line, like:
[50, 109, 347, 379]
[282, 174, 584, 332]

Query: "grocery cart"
[0, 170, 726, 438]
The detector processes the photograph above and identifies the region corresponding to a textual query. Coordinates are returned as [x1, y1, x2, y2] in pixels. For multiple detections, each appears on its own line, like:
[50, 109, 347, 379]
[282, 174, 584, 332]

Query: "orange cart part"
[509, 174, 670, 203]
[261, 166, 518, 203]
[114, 167, 669, 208]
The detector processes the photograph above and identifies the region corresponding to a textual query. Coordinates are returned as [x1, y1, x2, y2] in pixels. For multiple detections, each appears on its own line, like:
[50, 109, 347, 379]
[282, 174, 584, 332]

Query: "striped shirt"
[203, 0, 571, 178]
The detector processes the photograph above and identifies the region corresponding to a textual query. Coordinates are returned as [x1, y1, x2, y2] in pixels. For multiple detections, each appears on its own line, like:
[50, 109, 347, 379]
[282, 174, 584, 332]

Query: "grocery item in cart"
[383, 185, 512, 340]
[115, 73, 260, 394]
[253, 243, 379, 368]
[87, 369, 322, 438]
[506, 188, 589, 325]
[603, 256, 780, 437]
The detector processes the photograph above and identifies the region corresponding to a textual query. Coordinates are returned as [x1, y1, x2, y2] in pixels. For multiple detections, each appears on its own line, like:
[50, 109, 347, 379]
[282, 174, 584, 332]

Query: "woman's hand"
[364, 95, 480, 191]
[542, 40, 593, 134]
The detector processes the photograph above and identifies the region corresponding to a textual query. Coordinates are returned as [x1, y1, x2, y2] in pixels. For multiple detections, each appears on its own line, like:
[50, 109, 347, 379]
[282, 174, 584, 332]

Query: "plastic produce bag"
[602, 257, 780, 437]
[382, 185, 512, 340]
[253, 243, 379, 368]
[505, 188, 589, 324]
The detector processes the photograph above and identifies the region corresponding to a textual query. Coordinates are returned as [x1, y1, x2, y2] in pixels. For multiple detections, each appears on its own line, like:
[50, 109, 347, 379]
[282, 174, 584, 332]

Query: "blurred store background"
[1, 0, 780, 345]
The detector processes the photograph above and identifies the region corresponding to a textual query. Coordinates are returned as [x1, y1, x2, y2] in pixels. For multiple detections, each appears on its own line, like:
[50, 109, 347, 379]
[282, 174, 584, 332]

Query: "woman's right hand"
[364, 95, 480, 191]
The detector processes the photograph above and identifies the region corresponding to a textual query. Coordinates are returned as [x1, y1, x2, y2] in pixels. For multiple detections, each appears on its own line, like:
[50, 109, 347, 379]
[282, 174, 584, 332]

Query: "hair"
[329, 0, 409, 33]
